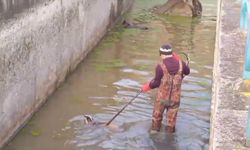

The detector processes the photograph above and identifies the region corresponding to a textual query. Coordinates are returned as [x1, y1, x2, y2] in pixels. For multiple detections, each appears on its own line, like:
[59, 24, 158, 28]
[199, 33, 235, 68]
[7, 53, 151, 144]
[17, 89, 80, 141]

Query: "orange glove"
[173, 52, 180, 61]
[142, 83, 151, 92]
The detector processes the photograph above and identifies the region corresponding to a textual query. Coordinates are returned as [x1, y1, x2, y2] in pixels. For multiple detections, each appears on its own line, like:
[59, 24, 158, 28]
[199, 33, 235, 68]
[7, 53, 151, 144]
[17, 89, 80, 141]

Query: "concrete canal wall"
[0, 0, 134, 148]
[210, 0, 249, 149]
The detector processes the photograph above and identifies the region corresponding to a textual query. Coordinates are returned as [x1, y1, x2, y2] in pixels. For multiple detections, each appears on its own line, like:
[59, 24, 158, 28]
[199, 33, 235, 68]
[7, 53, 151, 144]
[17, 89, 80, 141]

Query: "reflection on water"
[4, 0, 216, 150]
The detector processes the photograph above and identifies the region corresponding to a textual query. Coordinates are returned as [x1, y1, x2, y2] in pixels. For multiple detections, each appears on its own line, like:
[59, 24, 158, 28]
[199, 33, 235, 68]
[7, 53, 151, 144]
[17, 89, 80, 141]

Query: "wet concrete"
[210, 0, 250, 149]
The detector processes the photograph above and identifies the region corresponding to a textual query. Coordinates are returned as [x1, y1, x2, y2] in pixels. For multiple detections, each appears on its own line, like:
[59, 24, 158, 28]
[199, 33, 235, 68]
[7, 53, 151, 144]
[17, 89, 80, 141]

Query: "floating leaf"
[30, 128, 42, 137]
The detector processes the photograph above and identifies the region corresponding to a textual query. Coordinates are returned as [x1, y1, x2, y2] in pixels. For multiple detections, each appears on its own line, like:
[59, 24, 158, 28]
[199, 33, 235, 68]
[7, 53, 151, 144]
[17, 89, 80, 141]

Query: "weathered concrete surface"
[210, 0, 250, 149]
[0, 0, 43, 20]
[0, 0, 134, 148]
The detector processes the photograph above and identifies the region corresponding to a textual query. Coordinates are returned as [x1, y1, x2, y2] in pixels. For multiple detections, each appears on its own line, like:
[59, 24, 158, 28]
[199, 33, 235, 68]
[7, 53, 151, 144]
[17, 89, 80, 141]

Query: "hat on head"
[159, 44, 172, 55]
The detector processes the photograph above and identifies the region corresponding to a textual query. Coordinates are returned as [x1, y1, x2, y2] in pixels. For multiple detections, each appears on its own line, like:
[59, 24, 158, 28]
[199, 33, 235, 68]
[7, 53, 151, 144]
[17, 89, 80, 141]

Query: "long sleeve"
[149, 64, 163, 89]
[148, 58, 190, 89]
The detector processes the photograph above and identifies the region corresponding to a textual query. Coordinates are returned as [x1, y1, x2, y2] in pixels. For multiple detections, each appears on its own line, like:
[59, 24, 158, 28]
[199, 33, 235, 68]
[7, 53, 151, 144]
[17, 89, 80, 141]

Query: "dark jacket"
[149, 57, 190, 89]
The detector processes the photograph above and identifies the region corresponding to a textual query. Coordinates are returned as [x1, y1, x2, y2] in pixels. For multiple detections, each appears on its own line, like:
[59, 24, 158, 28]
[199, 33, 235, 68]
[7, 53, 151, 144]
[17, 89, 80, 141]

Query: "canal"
[4, 0, 217, 149]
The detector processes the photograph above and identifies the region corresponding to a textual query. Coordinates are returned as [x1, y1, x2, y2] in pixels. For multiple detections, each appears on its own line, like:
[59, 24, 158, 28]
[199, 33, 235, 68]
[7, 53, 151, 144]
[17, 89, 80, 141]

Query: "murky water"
[4, 0, 216, 150]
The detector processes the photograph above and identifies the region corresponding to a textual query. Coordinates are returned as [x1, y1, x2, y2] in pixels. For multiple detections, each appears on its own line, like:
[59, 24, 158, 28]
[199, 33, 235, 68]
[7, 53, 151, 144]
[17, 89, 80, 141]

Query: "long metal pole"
[179, 52, 190, 66]
[106, 90, 142, 126]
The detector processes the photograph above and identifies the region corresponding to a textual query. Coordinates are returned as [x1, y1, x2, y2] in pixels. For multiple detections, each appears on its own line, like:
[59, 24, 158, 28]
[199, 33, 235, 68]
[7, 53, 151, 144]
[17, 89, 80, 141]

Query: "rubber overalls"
[152, 59, 183, 133]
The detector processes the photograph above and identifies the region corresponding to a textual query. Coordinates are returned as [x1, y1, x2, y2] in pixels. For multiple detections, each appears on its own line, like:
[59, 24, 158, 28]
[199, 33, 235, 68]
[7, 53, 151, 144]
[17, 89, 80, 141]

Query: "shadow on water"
[4, 0, 216, 150]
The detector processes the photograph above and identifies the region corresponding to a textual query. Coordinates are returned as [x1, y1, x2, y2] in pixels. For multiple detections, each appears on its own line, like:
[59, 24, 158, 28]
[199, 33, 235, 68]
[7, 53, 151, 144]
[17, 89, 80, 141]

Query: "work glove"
[141, 83, 151, 92]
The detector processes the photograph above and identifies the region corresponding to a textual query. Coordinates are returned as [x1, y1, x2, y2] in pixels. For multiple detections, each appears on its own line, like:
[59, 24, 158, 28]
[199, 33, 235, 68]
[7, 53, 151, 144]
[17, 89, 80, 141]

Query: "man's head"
[159, 44, 172, 56]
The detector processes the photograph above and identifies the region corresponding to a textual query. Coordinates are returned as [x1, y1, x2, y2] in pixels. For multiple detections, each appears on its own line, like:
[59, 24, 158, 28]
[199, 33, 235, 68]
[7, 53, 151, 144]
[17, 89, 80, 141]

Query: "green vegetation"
[72, 95, 82, 103]
[196, 81, 211, 87]
[95, 59, 126, 72]
[159, 15, 199, 28]
[30, 128, 42, 137]
[135, 65, 150, 71]
[122, 28, 142, 37]
[133, 0, 166, 12]
[133, 11, 158, 23]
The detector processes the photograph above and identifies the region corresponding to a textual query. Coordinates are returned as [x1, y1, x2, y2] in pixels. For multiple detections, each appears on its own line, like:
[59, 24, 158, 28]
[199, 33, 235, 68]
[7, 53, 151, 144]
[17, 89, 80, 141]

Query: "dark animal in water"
[83, 115, 105, 125]
[83, 115, 118, 129]
[84, 115, 94, 124]
[122, 20, 149, 30]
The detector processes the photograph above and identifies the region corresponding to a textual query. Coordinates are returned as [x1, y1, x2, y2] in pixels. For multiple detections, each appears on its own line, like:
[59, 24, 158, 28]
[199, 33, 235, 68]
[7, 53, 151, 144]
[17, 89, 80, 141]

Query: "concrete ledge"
[210, 0, 249, 149]
[0, 0, 134, 148]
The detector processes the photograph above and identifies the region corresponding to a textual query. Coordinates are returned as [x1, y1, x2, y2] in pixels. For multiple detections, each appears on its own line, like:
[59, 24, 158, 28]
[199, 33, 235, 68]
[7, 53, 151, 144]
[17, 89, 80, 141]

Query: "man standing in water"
[141, 44, 190, 133]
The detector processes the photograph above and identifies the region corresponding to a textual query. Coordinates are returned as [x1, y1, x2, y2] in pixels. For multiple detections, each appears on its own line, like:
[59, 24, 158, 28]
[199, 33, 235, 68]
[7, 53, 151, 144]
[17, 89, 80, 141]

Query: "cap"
[159, 44, 172, 55]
